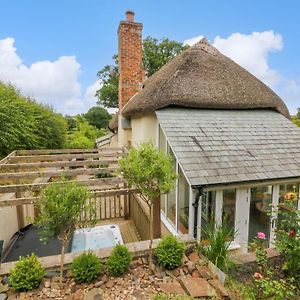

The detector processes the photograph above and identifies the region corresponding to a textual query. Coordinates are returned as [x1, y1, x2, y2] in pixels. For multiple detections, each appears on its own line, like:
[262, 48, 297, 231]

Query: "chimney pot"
[125, 10, 135, 22]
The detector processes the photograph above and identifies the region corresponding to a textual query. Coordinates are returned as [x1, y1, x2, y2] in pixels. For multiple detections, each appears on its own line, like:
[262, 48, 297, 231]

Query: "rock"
[186, 260, 195, 272]
[0, 293, 7, 300]
[141, 257, 148, 265]
[182, 255, 189, 264]
[188, 251, 199, 263]
[159, 281, 186, 295]
[196, 265, 214, 279]
[140, 283, 148, 289]
[44, 280, 51, 288]
[191, 270, 200, 278]
[1, 278, 8, 286]
[44, 270, 60, 278]
[0, 285, 8, 294]
[209, 279, 229, 297]
[172, 268, 181, 277]
[180, 277, 216, 298]
[137, 257, 143, 265]
[85, 288, 103, 300]
[106, 279, 115, 289]
[165, 270, 175, 278]
[67, 288, 85, 300]
[101, 274, 108, 284]
[154, 267, 165, 279]
[94, 281, 103, 288]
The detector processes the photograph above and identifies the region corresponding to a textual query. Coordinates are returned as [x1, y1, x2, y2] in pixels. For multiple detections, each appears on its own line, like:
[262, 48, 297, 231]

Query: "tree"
[96, 37, 188, 108]
[142, 37, 188, 77]
[84, 106, 111, 129]
[96, 55, 119, 108]
[119, 143, 177, 264]
[37, 180, 95, 283]
[67, 116, 107, 149]
[0, 82, 67, 157]
[297, 108, 300, 119]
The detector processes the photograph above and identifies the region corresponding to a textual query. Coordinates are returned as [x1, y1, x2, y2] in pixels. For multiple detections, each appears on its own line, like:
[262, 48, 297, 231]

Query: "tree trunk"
[149, 203, 154, 264]
[60, 237, 67, 284]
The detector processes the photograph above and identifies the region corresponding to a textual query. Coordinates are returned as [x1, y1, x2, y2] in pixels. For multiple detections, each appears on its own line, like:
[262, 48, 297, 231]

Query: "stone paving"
[1, 250, 230, 299]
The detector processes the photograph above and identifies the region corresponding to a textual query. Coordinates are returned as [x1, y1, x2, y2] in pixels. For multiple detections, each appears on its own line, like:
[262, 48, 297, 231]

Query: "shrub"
[253, 271, 296, 299]
[275, 200, 300, 285]
[198, 219, 234, 271]
[155, 235, 185, 270]
[9, 254, 45, 292]
[106, 244, 132, 276]
[71, 252, 102, 283]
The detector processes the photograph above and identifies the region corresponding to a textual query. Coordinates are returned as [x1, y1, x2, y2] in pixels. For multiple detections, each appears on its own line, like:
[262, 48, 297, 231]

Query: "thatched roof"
[122, 38, 290, 119]
[108, 113, 118, 131]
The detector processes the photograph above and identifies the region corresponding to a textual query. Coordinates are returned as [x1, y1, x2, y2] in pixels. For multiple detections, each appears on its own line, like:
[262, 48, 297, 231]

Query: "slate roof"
[156, 108, 300, 187]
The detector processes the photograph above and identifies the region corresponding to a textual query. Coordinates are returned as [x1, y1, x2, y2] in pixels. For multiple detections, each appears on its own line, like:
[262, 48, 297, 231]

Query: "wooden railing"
[129, 193, 150, 240]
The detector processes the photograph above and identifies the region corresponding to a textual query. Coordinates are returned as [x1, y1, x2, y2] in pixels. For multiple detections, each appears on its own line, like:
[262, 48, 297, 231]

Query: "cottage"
[110, 11, 300, 252]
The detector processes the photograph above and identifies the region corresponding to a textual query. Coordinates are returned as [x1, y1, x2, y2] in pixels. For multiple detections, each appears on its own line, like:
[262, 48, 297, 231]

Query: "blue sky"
[0, 0, 299, 115]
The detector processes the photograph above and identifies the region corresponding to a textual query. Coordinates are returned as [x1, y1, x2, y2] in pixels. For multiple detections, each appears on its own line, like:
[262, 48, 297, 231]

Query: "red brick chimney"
[118, 10, 143, 110]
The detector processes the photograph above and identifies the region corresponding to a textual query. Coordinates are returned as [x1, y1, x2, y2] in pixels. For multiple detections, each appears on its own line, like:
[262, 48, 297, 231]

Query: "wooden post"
[152, 196, 161, 238]
[16, 168, 25, 229]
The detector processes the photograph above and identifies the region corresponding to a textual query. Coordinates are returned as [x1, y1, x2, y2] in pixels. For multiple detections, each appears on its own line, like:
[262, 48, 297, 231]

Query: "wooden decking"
[96, 218, 141, 244]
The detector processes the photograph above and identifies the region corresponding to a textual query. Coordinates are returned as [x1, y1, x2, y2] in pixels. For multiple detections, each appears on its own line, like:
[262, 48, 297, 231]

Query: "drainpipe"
[192, 186, 204, 239]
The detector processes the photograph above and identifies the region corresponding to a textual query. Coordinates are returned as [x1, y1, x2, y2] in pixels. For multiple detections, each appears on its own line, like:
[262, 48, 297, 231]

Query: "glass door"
[248, 185, 272, 246]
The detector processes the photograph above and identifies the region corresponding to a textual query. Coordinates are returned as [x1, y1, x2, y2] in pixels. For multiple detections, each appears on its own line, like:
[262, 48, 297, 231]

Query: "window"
[222, 189, 236, 240]
[201, 191, 216, 238]
[177, 167, 189, 234]
[159, 126, 167, 213]
[166, 145, 176, 226]
[158, 125, 166, 153]
[279, 183, 299, 208]
[248, 186, 272, 244]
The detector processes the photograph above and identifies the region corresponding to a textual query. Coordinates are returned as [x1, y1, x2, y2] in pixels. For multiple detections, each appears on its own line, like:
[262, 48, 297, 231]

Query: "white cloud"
[0, 37, 100, 115]
[184, 31, 299, 114]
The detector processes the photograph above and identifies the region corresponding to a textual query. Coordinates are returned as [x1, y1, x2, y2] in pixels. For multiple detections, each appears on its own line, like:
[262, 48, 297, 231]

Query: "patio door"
[248, 185, 272, 246]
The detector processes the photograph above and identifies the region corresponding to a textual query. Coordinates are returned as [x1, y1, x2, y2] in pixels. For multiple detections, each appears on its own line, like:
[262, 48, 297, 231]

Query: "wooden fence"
[129, 193, 151, 240]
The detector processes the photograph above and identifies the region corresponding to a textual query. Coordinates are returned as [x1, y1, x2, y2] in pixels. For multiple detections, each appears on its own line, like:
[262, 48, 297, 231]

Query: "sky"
[0, 0, 299, 115]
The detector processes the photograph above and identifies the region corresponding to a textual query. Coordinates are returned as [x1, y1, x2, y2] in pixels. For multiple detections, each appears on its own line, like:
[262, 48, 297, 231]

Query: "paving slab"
[209, 279, 229, 297]
[196, 265, 214, 279]
[159, 281, 186, 295]
[180, 277, 216, 298]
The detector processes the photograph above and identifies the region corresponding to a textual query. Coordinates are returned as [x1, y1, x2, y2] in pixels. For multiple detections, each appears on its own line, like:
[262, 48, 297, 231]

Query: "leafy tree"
[67, 116, 107, 149]
[96, 37, 188, 108]
[84, 106, 111, 129]
[0, 82, 67, 157]
[36, 179, 95, 283]
[297, 107, 300, 119]
[142, 37, 188, 77]
[119, 142, 177, 264]
[65, 115, 77, 131]
[96, 55, 119, 108]
[292, 117, 300, 128]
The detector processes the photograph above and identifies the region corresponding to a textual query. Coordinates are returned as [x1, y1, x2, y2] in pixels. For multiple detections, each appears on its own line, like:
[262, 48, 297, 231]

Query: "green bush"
[155, 235, 185, 270]
[275, 200, 300, 286]
[199, 218, 234, 272]
[0, 82, 67, 157]
[106, 244, 132, 276]
[71, 252, 102, 283]
[9, 254, 45, 292]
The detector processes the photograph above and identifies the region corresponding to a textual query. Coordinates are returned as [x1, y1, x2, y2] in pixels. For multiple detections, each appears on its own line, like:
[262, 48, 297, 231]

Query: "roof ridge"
[191, 37, 220, 56]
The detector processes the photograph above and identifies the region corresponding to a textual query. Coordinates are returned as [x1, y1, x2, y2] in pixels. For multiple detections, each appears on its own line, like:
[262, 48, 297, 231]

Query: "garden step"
[159, 281, 187, 295]
[196, 265, 214, 279]
[209, 279, 229, 297]
[180, 277, 216, 298]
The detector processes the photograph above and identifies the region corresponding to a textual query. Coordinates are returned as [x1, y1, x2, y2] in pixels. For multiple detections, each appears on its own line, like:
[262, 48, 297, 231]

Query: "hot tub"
[71, 224, 123, 253]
